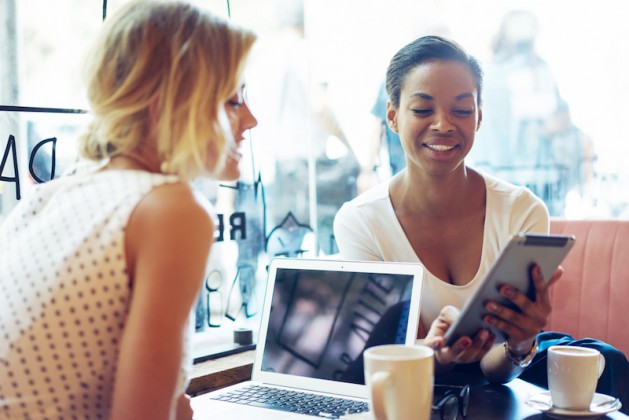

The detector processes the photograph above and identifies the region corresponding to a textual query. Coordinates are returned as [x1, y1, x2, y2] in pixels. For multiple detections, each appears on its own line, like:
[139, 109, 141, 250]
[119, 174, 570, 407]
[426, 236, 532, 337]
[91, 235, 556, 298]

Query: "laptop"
[191, 258, 423, 419]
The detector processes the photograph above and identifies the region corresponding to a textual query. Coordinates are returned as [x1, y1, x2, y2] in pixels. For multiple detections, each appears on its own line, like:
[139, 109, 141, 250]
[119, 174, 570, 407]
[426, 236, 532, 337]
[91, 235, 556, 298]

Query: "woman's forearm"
[480, 343, 527, 384]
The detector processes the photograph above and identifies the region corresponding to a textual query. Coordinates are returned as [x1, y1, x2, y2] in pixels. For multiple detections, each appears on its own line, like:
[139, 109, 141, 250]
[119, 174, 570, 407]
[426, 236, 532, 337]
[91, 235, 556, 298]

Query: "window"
[2, 0, 628, 360]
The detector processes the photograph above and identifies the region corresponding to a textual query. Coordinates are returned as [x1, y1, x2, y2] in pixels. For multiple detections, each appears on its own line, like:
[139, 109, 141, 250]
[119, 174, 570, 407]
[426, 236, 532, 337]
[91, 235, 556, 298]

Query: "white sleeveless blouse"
[0, 169, 193, 418]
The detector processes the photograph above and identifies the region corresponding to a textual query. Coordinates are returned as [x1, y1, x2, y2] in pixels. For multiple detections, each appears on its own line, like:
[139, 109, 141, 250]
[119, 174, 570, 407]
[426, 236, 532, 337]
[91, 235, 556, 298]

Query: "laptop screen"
[260, 267, 414, 385]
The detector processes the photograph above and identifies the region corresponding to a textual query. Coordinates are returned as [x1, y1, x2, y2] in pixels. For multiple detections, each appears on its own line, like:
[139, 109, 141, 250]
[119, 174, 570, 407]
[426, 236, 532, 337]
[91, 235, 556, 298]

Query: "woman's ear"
[476, 107, 483, 131]
[386, 101, 399, 133]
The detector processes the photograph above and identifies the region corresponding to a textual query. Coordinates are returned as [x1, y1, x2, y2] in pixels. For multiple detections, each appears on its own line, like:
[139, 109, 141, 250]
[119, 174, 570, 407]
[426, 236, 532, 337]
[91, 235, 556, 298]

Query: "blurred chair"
[548, 219, 629, 355]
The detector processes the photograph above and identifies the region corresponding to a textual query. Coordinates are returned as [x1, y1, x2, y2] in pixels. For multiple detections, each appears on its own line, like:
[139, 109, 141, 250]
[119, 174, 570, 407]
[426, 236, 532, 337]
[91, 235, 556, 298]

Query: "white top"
[333, 171, 549, 333]
[0, 169, 194, 418]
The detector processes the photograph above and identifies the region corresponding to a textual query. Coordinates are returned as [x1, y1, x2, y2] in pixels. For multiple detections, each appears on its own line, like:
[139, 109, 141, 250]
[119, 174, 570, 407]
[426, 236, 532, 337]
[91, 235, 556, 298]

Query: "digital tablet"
[443, 233, 575, 346]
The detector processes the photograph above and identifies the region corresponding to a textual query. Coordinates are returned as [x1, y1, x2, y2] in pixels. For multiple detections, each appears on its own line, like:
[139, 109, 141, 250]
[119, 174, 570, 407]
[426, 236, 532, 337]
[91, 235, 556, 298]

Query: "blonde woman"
[0, 1, 257, 419]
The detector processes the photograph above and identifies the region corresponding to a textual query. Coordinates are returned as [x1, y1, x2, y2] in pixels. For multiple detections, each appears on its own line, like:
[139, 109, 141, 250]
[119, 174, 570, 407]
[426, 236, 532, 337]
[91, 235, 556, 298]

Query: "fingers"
[425, 305, 461, 358]
[431, 307, 495, 365]
[454, 329, 495, 363]
[439, 305, 461, 323]
[430, 306, 494, 365]
[531, 264, 546, 299]
[467, 329, 496, 360]
[423, 336, 445, 351]
[483, 308, 531, 343]
[547, 265, 564, 288]
[436, 329, 495, 365]
[484, 293, 543, 339]
[483, 265, 552, 344]
[530, 264, 563, 307]
[426, 305, 461, 339]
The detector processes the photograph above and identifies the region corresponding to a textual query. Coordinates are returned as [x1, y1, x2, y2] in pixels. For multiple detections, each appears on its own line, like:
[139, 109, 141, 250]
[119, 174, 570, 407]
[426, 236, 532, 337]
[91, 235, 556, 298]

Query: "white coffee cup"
[363, 344, 434, 420]
[547, 345, 606, 411]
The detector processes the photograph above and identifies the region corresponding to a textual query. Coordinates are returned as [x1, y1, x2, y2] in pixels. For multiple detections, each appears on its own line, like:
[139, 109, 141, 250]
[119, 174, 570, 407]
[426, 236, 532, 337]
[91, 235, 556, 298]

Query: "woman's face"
[217, 85, 258, 181]
[387, 59, 482, 177]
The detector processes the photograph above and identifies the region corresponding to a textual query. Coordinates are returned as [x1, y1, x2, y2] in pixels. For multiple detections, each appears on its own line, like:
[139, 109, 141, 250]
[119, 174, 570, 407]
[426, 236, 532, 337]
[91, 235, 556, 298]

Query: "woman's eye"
[453, 109, 473, 116]
[227, 100, 242, 110]
[412, 109, 432, 116]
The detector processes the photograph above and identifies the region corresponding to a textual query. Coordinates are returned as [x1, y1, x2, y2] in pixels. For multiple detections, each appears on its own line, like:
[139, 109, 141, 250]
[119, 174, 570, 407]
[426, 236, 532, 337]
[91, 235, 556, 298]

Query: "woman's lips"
[424, 143, 456, 152]
[423, 143, 459, 161]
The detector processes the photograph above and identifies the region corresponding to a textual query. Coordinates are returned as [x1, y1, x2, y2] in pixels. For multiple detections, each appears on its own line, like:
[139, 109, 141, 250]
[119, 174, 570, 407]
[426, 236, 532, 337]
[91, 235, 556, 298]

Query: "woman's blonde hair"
[79, 0, 256, 181]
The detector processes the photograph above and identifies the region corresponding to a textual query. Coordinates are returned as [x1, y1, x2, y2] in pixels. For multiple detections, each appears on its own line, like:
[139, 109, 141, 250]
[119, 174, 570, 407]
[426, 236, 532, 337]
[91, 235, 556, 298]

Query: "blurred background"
[2, 0, 628, 357]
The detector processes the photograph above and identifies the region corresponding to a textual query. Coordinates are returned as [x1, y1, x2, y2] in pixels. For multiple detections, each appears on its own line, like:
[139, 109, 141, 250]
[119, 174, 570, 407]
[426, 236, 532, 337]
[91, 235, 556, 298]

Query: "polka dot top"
[0, 169, 191, 419]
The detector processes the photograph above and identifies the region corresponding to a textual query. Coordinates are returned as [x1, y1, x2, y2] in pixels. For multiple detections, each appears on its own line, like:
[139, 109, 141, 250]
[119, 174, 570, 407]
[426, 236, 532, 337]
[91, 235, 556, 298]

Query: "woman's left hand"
[483, 264, 564, 355]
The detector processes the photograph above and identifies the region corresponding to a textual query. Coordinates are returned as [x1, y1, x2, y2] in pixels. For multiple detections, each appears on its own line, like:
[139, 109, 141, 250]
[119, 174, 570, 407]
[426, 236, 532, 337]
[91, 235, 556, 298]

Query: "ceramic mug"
[547, 345, 606, 410]
[363, 344, 434, 420]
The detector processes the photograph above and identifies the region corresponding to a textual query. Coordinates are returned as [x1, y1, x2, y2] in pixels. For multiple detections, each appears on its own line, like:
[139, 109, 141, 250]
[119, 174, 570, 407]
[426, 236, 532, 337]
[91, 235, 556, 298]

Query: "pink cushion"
[548, 219, 629, 355]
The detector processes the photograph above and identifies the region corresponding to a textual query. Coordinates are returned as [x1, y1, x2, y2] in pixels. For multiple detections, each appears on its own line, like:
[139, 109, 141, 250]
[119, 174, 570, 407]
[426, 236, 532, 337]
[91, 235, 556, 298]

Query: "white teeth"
[426, 144, 455, 151]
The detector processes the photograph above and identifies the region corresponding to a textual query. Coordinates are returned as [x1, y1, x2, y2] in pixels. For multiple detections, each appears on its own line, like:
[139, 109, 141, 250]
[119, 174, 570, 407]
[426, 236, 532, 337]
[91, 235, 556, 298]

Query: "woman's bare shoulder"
[126, 182, 214, 258]
[136, 182, 213, 225]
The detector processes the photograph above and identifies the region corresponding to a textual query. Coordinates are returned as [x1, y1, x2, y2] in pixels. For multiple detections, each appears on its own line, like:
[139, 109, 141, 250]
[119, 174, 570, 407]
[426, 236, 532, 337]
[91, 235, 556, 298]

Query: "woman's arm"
[110, 183, 213, 420]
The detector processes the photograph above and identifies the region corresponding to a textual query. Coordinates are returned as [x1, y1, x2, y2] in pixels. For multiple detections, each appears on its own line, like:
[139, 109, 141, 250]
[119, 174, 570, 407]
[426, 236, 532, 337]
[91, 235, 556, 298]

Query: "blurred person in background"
[248, 0, 359, 256]
[468, 9, 593, 216]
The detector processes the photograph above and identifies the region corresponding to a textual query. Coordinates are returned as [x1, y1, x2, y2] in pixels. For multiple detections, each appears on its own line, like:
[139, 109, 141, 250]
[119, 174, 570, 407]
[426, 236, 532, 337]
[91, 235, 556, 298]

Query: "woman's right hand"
[176, 393, 193, 420]
[424, 305, 496, 368]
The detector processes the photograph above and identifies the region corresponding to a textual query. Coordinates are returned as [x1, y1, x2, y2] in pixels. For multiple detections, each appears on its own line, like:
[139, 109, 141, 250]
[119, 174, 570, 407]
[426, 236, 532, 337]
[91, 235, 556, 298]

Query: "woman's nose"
[431, 110, 455, 132]
[242, 103, 257, 131]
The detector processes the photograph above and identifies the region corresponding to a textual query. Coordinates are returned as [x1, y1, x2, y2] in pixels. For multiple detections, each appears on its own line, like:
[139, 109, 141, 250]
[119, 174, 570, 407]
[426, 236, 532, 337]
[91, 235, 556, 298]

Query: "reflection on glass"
[261, 268, 412, 385]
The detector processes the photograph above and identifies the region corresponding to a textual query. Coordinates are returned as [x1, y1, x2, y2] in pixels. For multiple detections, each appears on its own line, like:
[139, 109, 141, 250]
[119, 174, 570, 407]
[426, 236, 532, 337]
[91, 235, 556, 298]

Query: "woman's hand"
[424, 305, 496, 368]
[483, 264, 564, 355]
[175, 393, 193, 420]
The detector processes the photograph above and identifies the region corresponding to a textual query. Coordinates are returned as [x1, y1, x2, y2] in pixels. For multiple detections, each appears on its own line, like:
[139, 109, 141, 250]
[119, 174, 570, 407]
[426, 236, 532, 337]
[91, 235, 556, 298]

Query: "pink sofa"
[548, 219, 629, 355]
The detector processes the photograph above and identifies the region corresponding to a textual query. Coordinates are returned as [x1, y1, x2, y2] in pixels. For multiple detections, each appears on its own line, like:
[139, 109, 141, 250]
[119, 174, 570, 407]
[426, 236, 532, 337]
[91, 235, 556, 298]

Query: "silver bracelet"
[504, 339, 538, 368]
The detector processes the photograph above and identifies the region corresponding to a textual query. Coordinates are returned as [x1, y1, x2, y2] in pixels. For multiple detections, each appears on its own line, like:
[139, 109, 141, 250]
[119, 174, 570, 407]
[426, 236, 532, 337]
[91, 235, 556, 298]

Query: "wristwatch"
[504, 339, 538, 368]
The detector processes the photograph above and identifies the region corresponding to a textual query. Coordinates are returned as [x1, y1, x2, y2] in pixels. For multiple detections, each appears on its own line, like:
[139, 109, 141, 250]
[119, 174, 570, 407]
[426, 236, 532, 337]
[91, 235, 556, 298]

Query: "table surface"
[189, 350, 628, 419]
[450, 378, 627, 419]
[187, 349, 255, 397]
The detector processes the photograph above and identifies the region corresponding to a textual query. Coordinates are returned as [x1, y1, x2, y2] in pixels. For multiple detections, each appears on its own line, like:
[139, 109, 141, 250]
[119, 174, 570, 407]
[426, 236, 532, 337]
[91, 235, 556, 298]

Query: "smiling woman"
[2, 1, 629, 412]
[334, 34, 629, 412]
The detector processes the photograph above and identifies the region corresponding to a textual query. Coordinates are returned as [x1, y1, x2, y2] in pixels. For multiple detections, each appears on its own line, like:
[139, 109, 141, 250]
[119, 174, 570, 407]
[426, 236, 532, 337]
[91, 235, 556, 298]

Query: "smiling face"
[387, 59, 482, 177]
[215, 85, 258, 181]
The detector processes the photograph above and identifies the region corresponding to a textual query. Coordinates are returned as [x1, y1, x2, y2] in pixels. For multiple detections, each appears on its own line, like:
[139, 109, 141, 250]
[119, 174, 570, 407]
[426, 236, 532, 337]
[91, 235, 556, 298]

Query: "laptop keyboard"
[210, 384, 370, 418]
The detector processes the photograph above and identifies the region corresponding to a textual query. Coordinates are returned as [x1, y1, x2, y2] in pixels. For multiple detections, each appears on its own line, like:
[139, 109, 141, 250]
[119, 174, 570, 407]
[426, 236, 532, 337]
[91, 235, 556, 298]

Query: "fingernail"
[501, 287, 514, 298]
[487, 302, 499, 311]
[461, 338, 472, 348]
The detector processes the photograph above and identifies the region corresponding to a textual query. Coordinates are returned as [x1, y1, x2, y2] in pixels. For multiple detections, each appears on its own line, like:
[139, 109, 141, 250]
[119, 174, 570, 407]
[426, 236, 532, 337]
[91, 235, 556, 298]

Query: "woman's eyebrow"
[410, 92, 475, 101]
[411, 92, 434, 100]
[455, 92, 475, 101]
